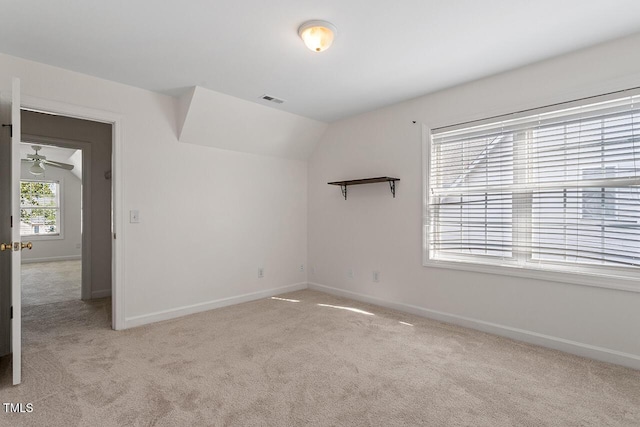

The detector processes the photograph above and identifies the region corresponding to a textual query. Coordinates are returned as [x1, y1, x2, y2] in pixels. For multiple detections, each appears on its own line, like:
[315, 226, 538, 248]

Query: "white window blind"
[427, 94, 640, 276]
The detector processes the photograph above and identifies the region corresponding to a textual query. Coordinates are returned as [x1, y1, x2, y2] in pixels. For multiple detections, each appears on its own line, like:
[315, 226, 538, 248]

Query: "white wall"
[308, 33, 640, 368]
[20, 164, 81, 262]
[0, 53, 308, 326]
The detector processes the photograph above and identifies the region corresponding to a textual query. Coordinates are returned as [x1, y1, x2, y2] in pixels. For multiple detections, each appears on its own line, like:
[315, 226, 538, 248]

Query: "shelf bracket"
[340, 184, 347, 200]
[327, 177, 399, 200]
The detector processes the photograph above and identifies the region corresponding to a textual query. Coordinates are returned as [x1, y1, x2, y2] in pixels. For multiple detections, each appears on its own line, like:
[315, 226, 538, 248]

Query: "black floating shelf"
[328, 177, 400, 200]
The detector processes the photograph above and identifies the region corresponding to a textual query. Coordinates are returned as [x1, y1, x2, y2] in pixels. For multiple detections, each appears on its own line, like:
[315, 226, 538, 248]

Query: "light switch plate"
[130, 210, 140, 223]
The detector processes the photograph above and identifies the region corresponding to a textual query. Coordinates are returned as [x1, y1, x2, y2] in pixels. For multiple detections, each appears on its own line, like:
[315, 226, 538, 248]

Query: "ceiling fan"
[22, 145, 74, 176]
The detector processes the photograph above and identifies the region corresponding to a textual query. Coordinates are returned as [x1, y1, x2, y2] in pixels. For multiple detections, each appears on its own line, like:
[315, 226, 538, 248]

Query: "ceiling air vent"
[260, 94, 285, 104]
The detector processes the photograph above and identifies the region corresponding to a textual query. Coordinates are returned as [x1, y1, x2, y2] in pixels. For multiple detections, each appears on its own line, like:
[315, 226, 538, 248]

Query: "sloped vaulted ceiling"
[177, 86, 328, 160]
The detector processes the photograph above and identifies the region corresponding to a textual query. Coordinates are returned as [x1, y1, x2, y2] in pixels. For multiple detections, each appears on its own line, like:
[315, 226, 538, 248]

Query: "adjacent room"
[19, 142, 82, 306]
[0, 1, 639, 425]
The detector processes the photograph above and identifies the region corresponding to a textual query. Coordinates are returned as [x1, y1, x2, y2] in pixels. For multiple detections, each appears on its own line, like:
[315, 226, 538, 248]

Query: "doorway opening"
[20, 109, 113, 327]
[20, 142, 83, 306]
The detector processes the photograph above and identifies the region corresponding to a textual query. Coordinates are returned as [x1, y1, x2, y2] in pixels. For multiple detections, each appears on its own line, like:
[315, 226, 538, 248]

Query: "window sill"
[21, 234, 64, 242]
[422, 257, 640, 294]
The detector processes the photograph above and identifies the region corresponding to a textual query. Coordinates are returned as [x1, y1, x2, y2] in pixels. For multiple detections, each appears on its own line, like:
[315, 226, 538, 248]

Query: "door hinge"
[2, 124, 12, 137]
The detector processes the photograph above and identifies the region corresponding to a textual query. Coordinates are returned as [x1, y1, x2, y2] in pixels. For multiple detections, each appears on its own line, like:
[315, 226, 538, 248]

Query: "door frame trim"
[21, 95, 125, 330]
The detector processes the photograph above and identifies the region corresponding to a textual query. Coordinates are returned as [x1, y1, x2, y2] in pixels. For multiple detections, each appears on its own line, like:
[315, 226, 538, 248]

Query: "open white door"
[0, 78, 22, 385]
[10, 78, 22, 385]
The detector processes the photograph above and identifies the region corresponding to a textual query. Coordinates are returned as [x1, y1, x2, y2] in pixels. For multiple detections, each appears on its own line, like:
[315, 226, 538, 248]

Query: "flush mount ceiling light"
[298, 20, 337, 52]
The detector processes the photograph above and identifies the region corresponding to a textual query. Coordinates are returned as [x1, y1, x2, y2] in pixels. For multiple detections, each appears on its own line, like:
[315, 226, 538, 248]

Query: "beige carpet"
[21, 260, 81, 306]
[1, 289, 639, 426]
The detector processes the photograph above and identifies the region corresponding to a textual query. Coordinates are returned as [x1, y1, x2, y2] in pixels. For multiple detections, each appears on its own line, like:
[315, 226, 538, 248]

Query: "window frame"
[20, 178, 65, 241]
[421, 95, 640, 293]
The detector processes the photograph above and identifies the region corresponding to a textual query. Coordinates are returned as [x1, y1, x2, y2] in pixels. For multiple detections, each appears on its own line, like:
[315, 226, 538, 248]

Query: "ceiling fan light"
[29, 161, 45, 176]
[298, 20, 336, 52]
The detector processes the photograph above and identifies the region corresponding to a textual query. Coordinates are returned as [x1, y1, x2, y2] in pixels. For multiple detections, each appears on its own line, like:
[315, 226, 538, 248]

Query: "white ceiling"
[1, 1, 640, 122]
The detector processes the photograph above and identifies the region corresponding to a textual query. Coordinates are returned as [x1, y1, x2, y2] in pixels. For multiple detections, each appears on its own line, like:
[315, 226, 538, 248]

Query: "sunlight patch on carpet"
[317, 303, 374, 316]
[271, 296, 300, 303]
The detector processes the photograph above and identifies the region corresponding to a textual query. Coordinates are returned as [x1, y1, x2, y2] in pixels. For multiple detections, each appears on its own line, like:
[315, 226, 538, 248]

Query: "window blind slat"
[428, 93, 640, 270]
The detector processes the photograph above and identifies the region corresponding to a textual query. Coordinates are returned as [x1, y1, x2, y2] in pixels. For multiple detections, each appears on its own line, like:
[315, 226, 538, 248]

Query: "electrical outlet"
[299, 264, 304, 272]
[347, 268, 354, 279]
[129, 210, 140, 223]
[258, 267, 264, 278]
[373, 271, 380, 282]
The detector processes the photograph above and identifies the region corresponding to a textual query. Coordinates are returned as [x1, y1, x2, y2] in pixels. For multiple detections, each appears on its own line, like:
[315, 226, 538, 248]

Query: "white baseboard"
[125, 282, 308, 329]
[22, 255, 81, 264]
[91, 289, 112, 299]
[308, 282, 640, 371]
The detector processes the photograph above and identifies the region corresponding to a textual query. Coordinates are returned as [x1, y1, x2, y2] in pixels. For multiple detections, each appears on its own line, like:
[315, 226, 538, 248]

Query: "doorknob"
[21, 242, 33, 250]
[0, 242, 12, 251]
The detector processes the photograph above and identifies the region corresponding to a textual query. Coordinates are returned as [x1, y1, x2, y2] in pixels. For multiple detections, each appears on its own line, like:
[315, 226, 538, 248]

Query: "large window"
[20, 180, 61, 237]
[425, 94, 640, 284]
